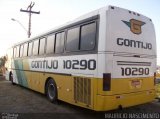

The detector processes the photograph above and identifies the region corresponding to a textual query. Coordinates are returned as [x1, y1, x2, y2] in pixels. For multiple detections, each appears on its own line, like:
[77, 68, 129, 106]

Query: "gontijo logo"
[122, 19, 145, 34]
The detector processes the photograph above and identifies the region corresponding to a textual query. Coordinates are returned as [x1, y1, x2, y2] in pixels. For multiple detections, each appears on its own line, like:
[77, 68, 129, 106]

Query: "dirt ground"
[0, 76, 160, 119]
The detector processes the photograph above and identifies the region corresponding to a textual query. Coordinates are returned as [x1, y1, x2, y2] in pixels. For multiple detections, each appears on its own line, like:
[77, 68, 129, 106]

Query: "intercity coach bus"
[5, 5, 156, 111]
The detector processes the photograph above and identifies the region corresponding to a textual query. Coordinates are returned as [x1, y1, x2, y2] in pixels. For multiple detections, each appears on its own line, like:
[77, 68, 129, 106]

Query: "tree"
[0, 56, 7, 75]
[0, 56, 7, 68]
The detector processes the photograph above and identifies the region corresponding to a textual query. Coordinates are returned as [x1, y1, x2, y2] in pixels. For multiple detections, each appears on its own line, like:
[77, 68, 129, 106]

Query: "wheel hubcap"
[48, 84, 55, 99]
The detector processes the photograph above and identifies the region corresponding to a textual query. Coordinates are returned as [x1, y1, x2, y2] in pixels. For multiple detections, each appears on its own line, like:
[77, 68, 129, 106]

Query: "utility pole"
[20, 2, 40, 38]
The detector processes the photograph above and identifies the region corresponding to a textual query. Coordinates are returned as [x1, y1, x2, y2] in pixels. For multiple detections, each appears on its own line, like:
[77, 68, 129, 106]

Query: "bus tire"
[9, 72, 15, 85]
[46, 79, 58, 103]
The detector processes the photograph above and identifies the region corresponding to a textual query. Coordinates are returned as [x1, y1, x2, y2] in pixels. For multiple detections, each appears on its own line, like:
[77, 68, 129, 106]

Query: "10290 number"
[63, 59, 96, 70]
[121, 67, 149, 76]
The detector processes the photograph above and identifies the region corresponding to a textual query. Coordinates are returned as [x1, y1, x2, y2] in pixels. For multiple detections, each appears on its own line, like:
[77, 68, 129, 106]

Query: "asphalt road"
[0, 76, 160, 119]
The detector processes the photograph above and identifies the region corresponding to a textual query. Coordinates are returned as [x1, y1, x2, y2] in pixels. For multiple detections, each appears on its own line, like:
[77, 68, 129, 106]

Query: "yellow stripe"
[23, 71, 155, 111]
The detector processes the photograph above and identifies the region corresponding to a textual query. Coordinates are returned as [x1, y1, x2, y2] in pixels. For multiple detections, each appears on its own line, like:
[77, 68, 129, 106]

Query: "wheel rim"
[48, 83, 55, 100]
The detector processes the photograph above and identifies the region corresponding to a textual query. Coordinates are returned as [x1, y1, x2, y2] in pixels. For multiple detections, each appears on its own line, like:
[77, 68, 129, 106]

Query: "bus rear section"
[95, 6, 156, 111]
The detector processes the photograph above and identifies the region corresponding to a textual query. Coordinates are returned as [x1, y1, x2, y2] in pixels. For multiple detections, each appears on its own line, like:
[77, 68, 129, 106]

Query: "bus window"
[11, 48, 13, 58]
[66, 27, 80, 51]
[39, 38, 46, 55]
[16, 46, 20, 58]
[13, 47, 16, 58]
[28, 42, 33, 56]
[20, 45, 24, 57]
[33, 40, 39, 56]
[80, 22, 96, 50]
[55, 32, 65, 53]
[23, 43, 28, 57]
[46, 34, 55, 54]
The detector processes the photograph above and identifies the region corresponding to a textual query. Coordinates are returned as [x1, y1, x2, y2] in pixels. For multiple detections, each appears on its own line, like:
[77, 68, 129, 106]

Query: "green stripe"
[14, 59, 28, 87]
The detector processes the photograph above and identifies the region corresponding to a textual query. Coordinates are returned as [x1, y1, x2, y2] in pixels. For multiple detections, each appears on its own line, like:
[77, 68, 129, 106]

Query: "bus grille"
[74, 77, 91, 106]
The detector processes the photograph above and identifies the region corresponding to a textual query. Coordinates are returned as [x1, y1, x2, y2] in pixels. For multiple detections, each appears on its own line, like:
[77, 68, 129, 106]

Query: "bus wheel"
[9, 72, 15, 85]
[46, 79, 57, 103]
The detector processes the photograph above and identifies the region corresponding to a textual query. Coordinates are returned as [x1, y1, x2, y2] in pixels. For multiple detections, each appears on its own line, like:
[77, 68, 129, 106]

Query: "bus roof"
[13, 5, 151, 46]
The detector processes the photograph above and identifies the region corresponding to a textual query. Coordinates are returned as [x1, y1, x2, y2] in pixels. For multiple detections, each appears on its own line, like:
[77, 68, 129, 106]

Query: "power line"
[20, 2, 40, 38]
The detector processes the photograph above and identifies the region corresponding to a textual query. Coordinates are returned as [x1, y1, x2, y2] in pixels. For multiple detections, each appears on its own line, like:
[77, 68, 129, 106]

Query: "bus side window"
[11, 48, 13, 58]
[46, 34, 55, 54]
[23, 43, 28, 57]
[20, 44, 24, 57]
[39, 38, 46, 55]
[33, 40, 39, 56]
[66, 27, 80, 51]
[13, 47, 16, 58]
[16, 46, 20, 58]
[55, 32, 65, 53]
[28, 42, 33, 56]
[80, 22, 96, 50]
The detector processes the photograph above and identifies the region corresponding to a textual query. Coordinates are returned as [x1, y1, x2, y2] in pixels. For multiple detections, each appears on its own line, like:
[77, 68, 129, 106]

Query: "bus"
[5, 5, 156, 111]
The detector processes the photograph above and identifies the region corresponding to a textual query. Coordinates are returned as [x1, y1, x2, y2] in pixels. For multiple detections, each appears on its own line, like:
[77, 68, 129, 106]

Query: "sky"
[0, 0, 160, 65]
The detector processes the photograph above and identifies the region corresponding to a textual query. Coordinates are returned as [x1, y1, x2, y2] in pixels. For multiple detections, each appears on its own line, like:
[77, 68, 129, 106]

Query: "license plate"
[131, 80, 140, 87]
